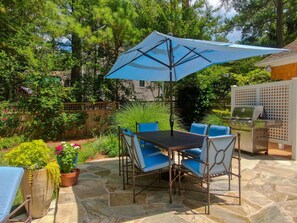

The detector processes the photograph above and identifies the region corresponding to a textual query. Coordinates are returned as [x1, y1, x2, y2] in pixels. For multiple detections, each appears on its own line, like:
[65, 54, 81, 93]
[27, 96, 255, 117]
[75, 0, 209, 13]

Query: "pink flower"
[72, 143, 81, 149]
[55, 145, 63, 155]
[1, 117, 7, 122]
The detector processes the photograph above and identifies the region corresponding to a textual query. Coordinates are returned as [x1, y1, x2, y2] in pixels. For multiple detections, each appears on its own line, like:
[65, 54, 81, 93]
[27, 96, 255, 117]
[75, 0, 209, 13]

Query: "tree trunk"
[71, 0, 82, 86]
[276, 0, 284, 47]
[71, 32, 82, 86]
[182, 0, 189, 8]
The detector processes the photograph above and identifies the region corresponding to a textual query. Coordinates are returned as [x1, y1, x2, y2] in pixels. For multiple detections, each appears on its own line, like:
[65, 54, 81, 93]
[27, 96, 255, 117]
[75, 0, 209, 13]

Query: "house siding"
[271, 62, 297, 80]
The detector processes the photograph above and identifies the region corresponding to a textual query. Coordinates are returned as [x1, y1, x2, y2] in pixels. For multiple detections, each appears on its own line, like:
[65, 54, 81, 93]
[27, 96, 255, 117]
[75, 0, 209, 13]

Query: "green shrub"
[112, 102, 181, 132]
[78, 133, 118, 162]
[0, 102, 20, 137]
[212, 109, 231, 117]
[100, 134, 118, 157]
[5, 140, 50, 169]
[0, 152, 8, 166]
[5, 139, 61, 195]
[0, 135, 26, 150]
[202, 114, 225, 125]
[202, 109, 231, 126]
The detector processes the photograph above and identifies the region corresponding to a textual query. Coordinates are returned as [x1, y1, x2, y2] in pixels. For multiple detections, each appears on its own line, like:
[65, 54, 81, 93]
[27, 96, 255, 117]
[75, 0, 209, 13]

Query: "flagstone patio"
[31, 150, 297, 223]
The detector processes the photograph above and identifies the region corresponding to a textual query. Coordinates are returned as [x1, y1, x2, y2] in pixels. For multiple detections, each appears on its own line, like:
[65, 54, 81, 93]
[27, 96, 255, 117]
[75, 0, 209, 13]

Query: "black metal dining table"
[136, 130, 205, 203]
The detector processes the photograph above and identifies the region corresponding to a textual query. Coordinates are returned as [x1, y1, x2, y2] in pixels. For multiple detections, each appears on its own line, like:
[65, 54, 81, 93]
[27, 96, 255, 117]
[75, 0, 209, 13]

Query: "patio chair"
[118, 126, 161, 176]
[136, 121, 161, 155]
[121, 131, 174, 203]
[0, 167, 31, 223]
[184, 124, 231, 158]
[178, 134, 241, 215]
[208, 124, 231, 136]
[181, 123, 208, 158]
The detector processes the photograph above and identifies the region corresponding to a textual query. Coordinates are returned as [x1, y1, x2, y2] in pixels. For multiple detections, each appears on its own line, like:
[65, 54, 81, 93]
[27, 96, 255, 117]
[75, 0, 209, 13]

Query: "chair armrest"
[1, 195, 31, 223]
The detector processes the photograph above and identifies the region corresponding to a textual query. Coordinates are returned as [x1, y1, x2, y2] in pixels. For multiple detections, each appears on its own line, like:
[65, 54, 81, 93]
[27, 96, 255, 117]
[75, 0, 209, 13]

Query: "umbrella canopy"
[105, 31, 288, 135]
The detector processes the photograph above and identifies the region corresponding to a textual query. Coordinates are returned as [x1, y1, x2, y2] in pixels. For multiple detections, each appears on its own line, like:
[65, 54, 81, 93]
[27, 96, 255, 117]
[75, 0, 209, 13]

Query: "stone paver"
[34, 155, 297, 223]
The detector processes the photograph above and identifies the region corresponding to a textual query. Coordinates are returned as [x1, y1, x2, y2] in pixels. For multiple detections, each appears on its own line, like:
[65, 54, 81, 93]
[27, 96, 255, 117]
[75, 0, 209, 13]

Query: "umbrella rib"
[183, 46, 212, 63]
[123, 39, 167, 55]
[138, 49, 170, 68]
[174, 50, 212, 68]
[105, 39, 168, 77]
[172, 47, 197, 67]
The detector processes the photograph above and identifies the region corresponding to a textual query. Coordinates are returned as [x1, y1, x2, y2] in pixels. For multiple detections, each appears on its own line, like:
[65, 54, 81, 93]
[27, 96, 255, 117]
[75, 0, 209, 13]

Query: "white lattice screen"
[234, 88, 257, 106]
[232, 81, 292, 145]
[259, 84, 290, 142]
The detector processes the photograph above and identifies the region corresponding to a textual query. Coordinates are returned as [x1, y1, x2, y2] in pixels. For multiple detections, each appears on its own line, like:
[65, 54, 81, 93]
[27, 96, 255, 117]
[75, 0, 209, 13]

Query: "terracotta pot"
[21, 169, 54, 218]
[60, 168, 80, 187]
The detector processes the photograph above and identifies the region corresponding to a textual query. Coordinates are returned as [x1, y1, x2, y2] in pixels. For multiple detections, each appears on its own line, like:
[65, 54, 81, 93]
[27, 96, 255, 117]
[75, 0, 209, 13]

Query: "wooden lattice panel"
[234, 88, 257, 106]
[259, 84, 290, 142]
[64, 102, 118, 111]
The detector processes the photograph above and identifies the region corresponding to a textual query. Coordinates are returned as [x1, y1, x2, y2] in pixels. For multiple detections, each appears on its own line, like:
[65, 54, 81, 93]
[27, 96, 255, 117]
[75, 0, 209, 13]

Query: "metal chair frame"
[178, 133, 241, 215]
[120, 131, 172, 203]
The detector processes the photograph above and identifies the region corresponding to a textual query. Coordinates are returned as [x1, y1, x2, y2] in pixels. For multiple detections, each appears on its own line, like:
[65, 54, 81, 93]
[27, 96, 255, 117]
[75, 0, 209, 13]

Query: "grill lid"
[231, 106, 266, 120]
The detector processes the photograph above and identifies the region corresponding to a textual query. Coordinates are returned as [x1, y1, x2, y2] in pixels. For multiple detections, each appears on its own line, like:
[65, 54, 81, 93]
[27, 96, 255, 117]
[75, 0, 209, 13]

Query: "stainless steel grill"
[224, 106, 282, 155]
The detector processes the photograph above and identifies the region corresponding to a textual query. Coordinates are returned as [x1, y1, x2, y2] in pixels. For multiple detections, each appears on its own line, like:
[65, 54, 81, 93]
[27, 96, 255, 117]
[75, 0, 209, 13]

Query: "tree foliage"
[0, 0, 292, 138]
[221, 0, 297, 47]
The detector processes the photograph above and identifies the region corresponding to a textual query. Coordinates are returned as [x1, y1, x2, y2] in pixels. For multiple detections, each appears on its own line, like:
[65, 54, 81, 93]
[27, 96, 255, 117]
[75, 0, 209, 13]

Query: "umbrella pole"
[169, 39, 174, 136]
[170, 69, 173, 136]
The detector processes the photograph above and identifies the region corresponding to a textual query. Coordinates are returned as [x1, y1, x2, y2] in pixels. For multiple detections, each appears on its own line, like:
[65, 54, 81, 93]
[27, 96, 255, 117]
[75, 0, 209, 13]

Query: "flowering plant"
[55, 142, 80, 173]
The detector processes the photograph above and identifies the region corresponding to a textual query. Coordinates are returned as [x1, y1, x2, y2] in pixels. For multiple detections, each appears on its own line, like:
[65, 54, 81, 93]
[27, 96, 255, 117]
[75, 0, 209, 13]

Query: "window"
[139, 80, 145, 87]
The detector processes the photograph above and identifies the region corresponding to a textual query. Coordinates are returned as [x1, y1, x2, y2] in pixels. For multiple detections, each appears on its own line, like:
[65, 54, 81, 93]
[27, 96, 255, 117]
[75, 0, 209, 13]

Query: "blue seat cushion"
[139, 140, 155, 149]
[142, 146, 162, 157]
[184, 148, 202, 157]
[143, 153, 173, 173]
[181, 159, 203, 177]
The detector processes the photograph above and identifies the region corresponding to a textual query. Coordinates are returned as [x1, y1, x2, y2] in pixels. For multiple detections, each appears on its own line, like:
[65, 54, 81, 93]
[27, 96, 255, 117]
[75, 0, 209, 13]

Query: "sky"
[209, 0, 241, 42]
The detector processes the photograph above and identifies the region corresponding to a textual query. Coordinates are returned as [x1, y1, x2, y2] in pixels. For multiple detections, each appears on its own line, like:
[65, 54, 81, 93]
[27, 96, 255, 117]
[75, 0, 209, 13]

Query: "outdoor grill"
[224, 106, 282, 155]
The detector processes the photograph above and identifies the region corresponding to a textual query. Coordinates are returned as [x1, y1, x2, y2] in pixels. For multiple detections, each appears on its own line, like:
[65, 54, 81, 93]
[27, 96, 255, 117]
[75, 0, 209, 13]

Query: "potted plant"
[5, 139, 60, 218]
[55, 142, 80, 187]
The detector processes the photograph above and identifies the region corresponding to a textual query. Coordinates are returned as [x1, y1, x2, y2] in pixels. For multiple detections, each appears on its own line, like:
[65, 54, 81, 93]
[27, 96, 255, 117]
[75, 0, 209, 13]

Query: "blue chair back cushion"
[182, 135, 236, 177]
[200, 135, 236, 175]
[0, 167, 24, 222]
[123, 132, 172, 173]
[138, 122, 158, 132]
[190, 123, 208, 135]
[122, 132, 143, 169]
[208, 125, 230, 136]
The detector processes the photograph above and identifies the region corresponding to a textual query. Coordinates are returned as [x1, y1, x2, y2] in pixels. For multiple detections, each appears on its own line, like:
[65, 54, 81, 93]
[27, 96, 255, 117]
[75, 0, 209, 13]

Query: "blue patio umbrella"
[105, 31, 287, 136]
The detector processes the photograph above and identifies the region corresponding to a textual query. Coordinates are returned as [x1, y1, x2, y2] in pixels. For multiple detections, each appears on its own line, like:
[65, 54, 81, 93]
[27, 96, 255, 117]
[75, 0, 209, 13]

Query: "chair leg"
[119, 145, 122, 176]
[122, 155, 126, 190]
[132, 164, 136, 203]
[207, 176, 210, 215]
[158, 169, 161, 183]
[118, 128, 122, 176]
[238, 158, 241, 205]
[126, 156, 129, 185]
[178, 167, 181, 196]
[228, 173, 231, 191]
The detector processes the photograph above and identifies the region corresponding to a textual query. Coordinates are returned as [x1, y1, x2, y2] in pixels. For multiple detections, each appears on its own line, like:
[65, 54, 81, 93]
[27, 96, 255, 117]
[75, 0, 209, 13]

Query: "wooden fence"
[63, 102, 118, 138]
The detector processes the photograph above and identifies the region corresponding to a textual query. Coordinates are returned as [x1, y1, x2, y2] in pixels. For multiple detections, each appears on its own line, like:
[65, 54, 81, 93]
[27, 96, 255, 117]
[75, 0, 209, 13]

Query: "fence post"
[291, 78, 297, 160]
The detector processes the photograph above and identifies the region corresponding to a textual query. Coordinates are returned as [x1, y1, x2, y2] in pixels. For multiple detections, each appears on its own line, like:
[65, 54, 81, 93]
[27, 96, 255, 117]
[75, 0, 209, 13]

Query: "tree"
[0, 0, 65, 100]
[220, 0, 297, 47]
